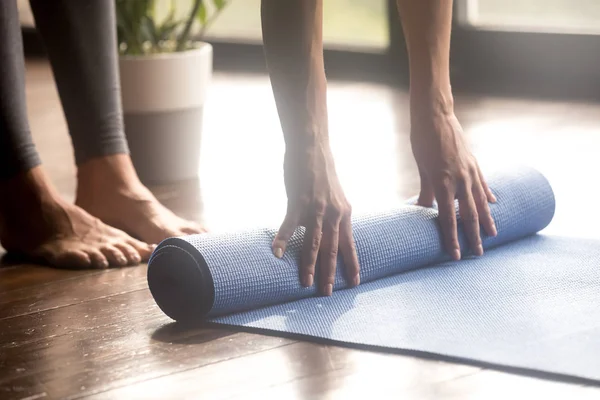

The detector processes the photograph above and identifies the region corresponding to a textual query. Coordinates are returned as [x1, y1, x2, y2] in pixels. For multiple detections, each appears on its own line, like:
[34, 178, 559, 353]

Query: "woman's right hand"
[410, 103, 497, 260]
[271, 140, 361, 296]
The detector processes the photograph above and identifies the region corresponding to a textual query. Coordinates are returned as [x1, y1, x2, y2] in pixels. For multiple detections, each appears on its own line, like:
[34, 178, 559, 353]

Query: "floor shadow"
[151, 319, 236, 345]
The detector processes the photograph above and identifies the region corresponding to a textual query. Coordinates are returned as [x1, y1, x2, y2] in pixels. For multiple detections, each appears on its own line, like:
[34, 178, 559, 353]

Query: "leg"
[29, 0, 204, 244]
[0, 0, 152, 268]
[0, 0, 41, 179]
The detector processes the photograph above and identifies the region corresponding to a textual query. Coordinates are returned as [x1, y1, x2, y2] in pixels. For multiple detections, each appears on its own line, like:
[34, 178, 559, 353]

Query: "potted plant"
[115, 0, 228, 184]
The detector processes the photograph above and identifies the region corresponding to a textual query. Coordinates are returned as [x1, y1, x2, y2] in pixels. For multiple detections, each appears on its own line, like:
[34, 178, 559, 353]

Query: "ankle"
[0, 167, 66, 246]
[0, 166, 59, 209]
[77, 154, 142, 191]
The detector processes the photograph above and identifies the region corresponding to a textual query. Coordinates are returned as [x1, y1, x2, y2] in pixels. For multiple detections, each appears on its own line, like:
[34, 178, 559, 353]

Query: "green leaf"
[158, 21, 179, 41]
[213, 0, 226, 10]
[140, 15, 158, 47]
[156, 4, 178, 42]
[196, 2, 208, 25]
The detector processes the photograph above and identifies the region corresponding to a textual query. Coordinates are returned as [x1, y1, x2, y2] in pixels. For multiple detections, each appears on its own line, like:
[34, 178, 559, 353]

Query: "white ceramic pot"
[118, 42, 213, 184]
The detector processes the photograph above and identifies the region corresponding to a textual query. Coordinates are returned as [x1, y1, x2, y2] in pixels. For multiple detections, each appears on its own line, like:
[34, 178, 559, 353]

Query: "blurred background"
[18, 0, 600, 99]
[13, 0, 600, 235]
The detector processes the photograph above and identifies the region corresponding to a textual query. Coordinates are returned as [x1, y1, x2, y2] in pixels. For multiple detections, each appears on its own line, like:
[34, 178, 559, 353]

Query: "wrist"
[284, 135, 335, 178]
[283, 121, 330, 151]
[409, 84, 455, 120]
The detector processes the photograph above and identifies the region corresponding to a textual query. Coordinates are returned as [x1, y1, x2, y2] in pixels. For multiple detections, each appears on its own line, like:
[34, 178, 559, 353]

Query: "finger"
[473, 180, 497, 238]
[477, 164, 497, 203]
[416, 164, 435, 207]
[339, 215, 360, 287]
[319, 213, 341, 296]
[458, 186, 483, 257]
[114, 242, 142, 265]
[272, 211, 301, 259]
[300, 211, 325, 288]
[434, 180, 461, 261]
[100, 245, 128, 267]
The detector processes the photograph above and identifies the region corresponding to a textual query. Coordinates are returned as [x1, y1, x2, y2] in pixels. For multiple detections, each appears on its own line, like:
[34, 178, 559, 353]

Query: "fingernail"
[491, 223, 498, 236]
[118, 255, 127, 264]
[324, 283, 333, 296]
[304, 273, 314, 287]
[475, 244, 483, 256]
[133, 253, 141, 263]
[101, 259, 109, 268]
[490, 193, 497, 203]
[273, 247, 284, 259]
[352, 274, 360, 286]
[452, 249, 461, 261]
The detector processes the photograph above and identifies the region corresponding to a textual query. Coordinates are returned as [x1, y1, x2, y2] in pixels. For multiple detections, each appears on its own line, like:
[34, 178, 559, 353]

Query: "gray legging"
[0, 0, 128, 180]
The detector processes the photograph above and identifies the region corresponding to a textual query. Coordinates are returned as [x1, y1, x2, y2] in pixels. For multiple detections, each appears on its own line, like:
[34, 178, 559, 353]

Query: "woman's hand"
[271, 141, 360, 296]
[410, 105, 497, 260]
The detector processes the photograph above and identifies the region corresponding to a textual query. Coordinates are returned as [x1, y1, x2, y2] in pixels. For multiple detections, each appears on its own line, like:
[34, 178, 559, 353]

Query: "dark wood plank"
[83, 343, 482, 400]
[0, 265, 147, 320]
[0, 265, 95, 293]
[0, 288, 294, 400]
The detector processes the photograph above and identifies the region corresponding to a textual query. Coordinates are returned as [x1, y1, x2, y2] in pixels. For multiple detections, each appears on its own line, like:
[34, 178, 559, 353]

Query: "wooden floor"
[1, 59, 600, 399]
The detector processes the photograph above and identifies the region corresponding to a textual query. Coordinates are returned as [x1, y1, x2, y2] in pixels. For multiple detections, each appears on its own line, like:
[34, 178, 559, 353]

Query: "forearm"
[396, 0, 454, 115]
[260, 0, 328, 149]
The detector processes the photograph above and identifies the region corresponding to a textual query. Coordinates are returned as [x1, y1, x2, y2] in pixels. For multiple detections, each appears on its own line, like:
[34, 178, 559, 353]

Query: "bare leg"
[0, 167, 153, 268]
[0, 0, 155, 269]
[28, 0, 204, 244]
[75, 154, 205, 244]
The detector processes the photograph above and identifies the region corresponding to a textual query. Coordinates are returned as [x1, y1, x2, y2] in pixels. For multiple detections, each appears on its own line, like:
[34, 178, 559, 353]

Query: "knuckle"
[438, 173, 454, 190]
[458, 168, 471, 185]
[328, 222, 340, 235]
[345, 203, 353, 216]
[463, 211, 479, 224]
[467, 162, 479, 176]
[313, 200, 327, 216]
[295, 195, 311, 210]
[328, 205, 343, 220]
[477, 190, 488, 204]
[327, 247, 339, 261]
[311, 235, 322, 252]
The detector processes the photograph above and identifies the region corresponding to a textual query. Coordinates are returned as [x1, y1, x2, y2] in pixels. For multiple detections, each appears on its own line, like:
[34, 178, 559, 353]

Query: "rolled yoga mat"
[147, 166, 600, 383]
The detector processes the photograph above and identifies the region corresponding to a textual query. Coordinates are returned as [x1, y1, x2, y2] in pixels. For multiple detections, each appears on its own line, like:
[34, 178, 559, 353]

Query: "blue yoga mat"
[147, 166, 600, 383]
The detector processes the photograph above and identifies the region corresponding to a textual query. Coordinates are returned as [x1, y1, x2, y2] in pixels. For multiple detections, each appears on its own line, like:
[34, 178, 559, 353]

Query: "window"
[463, 0, 600, 33]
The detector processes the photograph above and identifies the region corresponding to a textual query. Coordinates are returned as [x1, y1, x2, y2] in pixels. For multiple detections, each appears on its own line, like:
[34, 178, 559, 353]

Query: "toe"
[114, 242, 142, 265]
[100, 245, 128, 267]
[126, 238, 155, 262]
[87, 249, 109, 269]
[41, 248, 92, 270]
[181, 222, 205, 235]
[165, 227, 183, 238]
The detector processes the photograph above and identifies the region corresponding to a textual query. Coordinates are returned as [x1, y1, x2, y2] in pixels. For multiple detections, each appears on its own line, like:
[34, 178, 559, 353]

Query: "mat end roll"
[147, 239, 215, 321]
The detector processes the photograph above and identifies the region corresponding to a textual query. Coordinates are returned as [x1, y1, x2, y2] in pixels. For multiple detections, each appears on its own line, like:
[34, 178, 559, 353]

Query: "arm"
[261, 0, 360, 295]
[396, 0, 497, 259]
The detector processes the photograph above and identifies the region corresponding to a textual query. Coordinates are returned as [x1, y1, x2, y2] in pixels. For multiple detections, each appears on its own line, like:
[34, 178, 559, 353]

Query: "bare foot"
[0, 167, 154, 269]
[75, 154, 204, 245]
